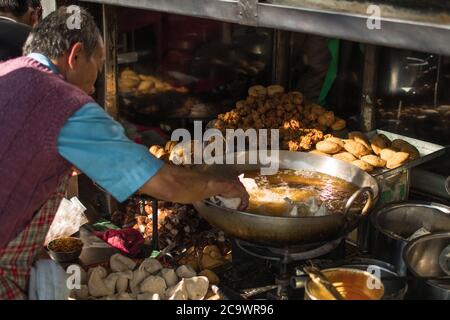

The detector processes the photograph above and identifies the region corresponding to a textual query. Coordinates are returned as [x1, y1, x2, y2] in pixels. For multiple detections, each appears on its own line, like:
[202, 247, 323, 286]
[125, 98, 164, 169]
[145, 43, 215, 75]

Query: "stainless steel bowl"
[370, 202, 450, 275]
[403, 232, 450, 300]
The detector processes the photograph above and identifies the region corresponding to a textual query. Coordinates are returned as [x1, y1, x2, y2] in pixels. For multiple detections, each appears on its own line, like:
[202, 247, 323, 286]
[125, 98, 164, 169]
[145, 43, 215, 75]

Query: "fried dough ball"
[391, 139, 410, 150]
[386, 152, 410, 169]
[316, 140, 342, 154]
[352, 160, 374, 172]
[400, 144, 420, 161]
[318, 111, 336, 128]
[248, 85, 267, 97]
[325, 137, 345, 147]
[348, 131, 372, 151]
[344, 140, 371, 158]
[267, 85, 285, 96]
[311, 104, 327, 116]
[289, 91, 304, 105]
[361, 155, 386, 168]
[380, 148, 398, 162]
[370, 134, 391, 155]
[333, 152, 357, 163]
[331, 118, 346, 131]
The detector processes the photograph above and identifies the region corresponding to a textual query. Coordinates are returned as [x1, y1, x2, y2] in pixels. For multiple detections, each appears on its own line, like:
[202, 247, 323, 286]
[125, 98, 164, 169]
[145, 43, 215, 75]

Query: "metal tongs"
[303, 266, 345, 300]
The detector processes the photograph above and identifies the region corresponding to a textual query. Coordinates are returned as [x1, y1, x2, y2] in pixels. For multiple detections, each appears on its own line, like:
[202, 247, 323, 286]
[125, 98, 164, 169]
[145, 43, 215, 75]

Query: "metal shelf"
[81, 0, 450, 55]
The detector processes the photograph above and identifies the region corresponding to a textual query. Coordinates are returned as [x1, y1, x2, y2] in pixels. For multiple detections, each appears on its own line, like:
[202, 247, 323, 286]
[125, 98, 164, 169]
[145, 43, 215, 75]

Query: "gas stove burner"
[235, 238, 344, 262]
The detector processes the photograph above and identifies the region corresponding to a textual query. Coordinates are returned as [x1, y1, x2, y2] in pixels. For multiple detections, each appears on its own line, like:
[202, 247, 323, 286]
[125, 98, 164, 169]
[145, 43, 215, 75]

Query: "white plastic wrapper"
[44, 197, 88, 245]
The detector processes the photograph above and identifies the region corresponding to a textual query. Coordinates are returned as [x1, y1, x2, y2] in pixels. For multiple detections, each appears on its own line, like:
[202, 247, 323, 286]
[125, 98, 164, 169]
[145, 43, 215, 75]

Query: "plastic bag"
[44, 197, 88, 245]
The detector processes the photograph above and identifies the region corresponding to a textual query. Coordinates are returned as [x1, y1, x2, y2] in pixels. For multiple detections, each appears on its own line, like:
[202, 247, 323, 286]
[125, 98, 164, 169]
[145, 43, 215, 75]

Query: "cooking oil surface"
[243, 169, 360, 216]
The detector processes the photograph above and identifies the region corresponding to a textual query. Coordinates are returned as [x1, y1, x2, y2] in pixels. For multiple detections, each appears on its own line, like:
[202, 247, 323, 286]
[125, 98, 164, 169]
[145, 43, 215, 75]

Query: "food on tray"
[370, 134, 391, 155]
[351, 159, 374, 173]
[386, 151, 410, 169]
[69, 254, 221, 300]
[333, 152, 357, 163]
[380, 148, 398, 162]
[360, 155, 386, 168]
[118, 69, 187, 96]
[47, 237, 83, 253]
[212, 85, 346, 151]
[344, 140, 371, 158]
[316, 140, 342, 154]
[316, 133, 420, 172]
[348, 131, 372, 151]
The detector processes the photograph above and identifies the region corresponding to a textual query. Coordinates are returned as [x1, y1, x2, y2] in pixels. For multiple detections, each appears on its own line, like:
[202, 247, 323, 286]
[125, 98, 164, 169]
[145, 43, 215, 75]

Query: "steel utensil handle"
[344, 187, 374, 217]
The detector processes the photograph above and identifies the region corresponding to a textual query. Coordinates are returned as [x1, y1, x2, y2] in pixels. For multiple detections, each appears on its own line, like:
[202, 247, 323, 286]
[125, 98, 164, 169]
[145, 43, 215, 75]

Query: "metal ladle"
[303, 266, 345, 300]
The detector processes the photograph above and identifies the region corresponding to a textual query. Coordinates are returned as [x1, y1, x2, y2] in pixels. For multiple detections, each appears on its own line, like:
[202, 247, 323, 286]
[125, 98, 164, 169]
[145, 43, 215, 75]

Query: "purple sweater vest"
[0, 56, 94, 248]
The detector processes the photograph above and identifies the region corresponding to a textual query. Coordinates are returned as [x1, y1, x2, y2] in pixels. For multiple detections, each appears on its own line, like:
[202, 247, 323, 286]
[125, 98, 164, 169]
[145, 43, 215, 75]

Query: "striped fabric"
[0, 174, 69, 300]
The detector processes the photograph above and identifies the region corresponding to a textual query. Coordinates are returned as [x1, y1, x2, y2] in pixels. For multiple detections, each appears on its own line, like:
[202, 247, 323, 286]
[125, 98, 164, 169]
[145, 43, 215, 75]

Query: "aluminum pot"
[370, 201, 450, 275]
[304, 267, 385, 300]
[334, 258, 408, 300]
[193, 151, 379, 248]
[403, 232, 450, 300]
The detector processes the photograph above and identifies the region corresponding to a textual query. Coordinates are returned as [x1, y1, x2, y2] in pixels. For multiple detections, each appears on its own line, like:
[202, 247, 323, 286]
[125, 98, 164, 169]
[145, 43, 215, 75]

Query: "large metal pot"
[403, 232, 450, 300]
[193, 151, 379, 247]
[370, 202, 450, 275]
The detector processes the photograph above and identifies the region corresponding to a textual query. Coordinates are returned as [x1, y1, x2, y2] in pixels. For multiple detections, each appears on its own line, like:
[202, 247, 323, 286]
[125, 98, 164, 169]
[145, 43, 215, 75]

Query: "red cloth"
[95, 228, 144, 257]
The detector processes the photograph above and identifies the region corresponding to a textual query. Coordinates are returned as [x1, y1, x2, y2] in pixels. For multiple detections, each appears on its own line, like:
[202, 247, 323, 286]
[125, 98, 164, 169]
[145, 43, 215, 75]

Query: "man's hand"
[139, 164, 249, 209]
[210, 176, 249, 210]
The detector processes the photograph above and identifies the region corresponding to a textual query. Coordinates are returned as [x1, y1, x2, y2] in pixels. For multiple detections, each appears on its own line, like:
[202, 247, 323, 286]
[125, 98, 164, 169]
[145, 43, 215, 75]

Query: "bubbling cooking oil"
[243, 169, 361, 217]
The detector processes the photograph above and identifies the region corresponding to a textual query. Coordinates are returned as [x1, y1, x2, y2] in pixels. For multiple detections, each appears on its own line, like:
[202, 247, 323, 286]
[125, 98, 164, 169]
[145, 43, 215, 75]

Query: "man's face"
[65, 38, 105, 95]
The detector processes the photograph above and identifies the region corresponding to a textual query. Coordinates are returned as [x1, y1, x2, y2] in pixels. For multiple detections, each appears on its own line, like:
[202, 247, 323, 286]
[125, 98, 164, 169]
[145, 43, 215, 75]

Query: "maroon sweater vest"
[0, 56, 94, 248]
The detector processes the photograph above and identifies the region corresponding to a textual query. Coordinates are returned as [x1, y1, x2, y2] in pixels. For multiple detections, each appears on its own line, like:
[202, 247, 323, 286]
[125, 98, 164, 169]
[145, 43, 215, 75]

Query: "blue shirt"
[27, 53, 164, 202]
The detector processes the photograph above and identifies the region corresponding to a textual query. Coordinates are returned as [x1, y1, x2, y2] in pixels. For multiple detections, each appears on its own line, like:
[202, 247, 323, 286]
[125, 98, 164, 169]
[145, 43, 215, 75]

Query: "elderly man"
[0, 7, 248, 299]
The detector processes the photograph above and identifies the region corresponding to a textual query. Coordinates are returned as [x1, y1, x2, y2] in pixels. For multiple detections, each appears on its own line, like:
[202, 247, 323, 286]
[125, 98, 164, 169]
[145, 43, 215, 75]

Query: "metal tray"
[366, 129, 446, 178]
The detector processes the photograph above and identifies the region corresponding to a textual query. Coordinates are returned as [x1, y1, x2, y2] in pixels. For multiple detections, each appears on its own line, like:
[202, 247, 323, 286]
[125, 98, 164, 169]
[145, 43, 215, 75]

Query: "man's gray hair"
[23, 6, 101, 59]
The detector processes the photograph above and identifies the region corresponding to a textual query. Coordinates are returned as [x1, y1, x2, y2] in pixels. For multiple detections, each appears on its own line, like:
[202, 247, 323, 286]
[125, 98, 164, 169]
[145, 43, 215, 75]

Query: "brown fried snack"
[391, 139, 410, 150]
[370, 134, 391, 155]
[316, 140, 342, 154]
[380, 148, 398, 162]
[331, 118, 346, 131]
[325, 137, 345, 147]
[348, 131, 372, 151]
[400, 144, 420, 161]
[333, 152, 357, 163]
[248, 85, 267, 97]
[318, 111, 336, 128]
[352, 160, 374, 172]
[344, 140, 371, 158]
[361, 155, 386, 168]
[267, 85, 285, 96]
[310, 104, 326, 116]
[386, 152, 410, 169]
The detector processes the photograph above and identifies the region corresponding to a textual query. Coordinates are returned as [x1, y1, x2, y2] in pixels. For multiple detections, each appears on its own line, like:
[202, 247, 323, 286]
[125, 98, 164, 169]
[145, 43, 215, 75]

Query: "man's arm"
[58, 103, 248, 207]
[138, 164, 249, 209]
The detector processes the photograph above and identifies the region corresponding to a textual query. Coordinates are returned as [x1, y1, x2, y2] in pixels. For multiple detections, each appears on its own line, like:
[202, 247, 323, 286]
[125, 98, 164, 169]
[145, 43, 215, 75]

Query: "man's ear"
[67, 42, 84, 70]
